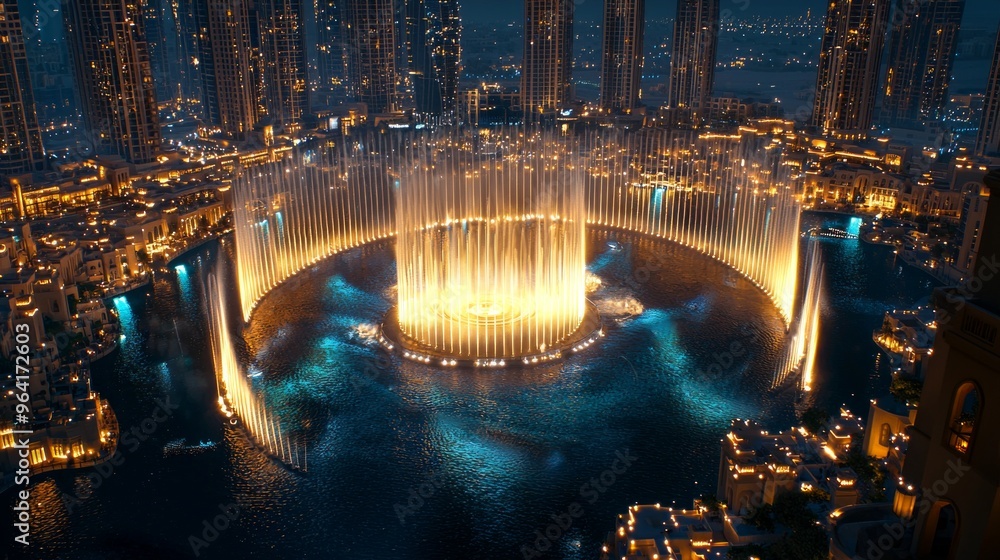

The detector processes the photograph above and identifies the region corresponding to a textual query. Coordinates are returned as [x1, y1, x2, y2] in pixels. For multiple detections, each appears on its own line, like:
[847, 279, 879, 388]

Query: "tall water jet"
[388, 132, 594, 362]
[220, 127, 821, 409]
[773, 239, 824, 390]
[206, 269, 306, 469]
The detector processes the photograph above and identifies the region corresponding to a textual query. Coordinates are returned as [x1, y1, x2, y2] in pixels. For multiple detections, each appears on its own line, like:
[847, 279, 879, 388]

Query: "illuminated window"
[947, 382, 981, 456]
[30, 447, 47, 466]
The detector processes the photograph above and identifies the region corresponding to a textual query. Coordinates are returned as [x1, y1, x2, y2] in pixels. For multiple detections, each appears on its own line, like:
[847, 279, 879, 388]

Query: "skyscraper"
[812, 0, 891, 139]
[667, 0, 718, 114]
[168, 0, 204, 106]
[975, 26, 1000, 157]
[141, 0, 174, 104]
[521, 0, 574, 119]
[259, 0, 310, 127]
[882, 0, 965, 127]
[197, 0, 261, 139]
[63, 0, 161, 164]
[600, 0, 645, 114]
[0, 0, 44, 176]
[316, 0, 348, 104]
[343, 0, 400, 114]
[404, 0, 462, 119]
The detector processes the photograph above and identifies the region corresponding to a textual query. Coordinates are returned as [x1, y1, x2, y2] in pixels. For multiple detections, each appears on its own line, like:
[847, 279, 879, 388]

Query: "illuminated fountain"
[231, 139, 396, 321]
[384, 134, 599, 365]
[209, 127, 825, 466]
[206, 271, 306, 470]
[773, 239, 824, 391]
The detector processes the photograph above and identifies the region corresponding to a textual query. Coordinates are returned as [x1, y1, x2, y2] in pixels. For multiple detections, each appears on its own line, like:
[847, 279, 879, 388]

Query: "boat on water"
[163, 438, 218, 456]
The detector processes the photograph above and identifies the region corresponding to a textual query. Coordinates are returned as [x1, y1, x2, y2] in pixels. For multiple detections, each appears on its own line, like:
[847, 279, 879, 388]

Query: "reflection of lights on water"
[847, 216, 863, 237]
[216, 129, 826, 462]
[206, 273, 306, 470]
[773, 240, 823, 391]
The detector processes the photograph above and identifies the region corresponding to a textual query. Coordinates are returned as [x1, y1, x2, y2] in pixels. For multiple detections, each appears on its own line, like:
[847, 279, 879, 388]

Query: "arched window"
[947, 382, 981, 456]
[879, 423, 892, 447]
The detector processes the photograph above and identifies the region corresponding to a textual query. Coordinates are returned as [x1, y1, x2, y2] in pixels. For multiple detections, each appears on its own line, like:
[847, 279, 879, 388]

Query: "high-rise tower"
[197, 0, 261, 139]
[63, 0, 161, 164]
[168, 0, 204, 106]
[975, 25, 1000, 157]
[882, 0, 965, 127]
[316, 0, 348, 104]
[141, 0, 174, 104]
[403, 0, 462, 120]
[812, 0, 891, 139]
[521, 0, 574, 119]
[343, 0, 400, 114]
[0, 0, 44, 176]
[600, 0, 645, 114]
[259, 0, 310, 127]
[667, 0, 718, 114]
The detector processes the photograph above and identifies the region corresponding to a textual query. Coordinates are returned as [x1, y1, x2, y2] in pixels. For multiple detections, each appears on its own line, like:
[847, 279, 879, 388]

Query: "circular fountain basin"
[378, 300, 604, 368]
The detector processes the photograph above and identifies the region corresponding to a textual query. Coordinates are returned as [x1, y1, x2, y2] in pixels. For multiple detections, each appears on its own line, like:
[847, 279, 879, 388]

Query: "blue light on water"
[113, 296, 133, 323]
[435, 417, 524, 499]
[112, 296, 137, 350]
[847, 216, 862, 237]
[176, 264, 193, 305]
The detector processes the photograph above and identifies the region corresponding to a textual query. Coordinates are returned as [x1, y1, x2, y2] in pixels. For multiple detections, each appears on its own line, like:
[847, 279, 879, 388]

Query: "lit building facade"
[955, 182, 991, 275]
[975, 26, 1000, 157]
[600, 0, 645, 114]
[63, 0, 161, 164]
[140, 0, 174, 103]
[667, 0, 718, 114]
[812, 0, 891, 139]
[882, 0, 965, 127]
[259, 0, 310, 128]
[343, 0, 400, 114]
[521, 0, 574, 119]
[315, 0, 348, 105]
[168, 0, 204, 106]
[197, 0, 261, 139]
[0, 0, 44, 176]
[897, 170, 1000, 559]
[403, 0, 462, 120]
